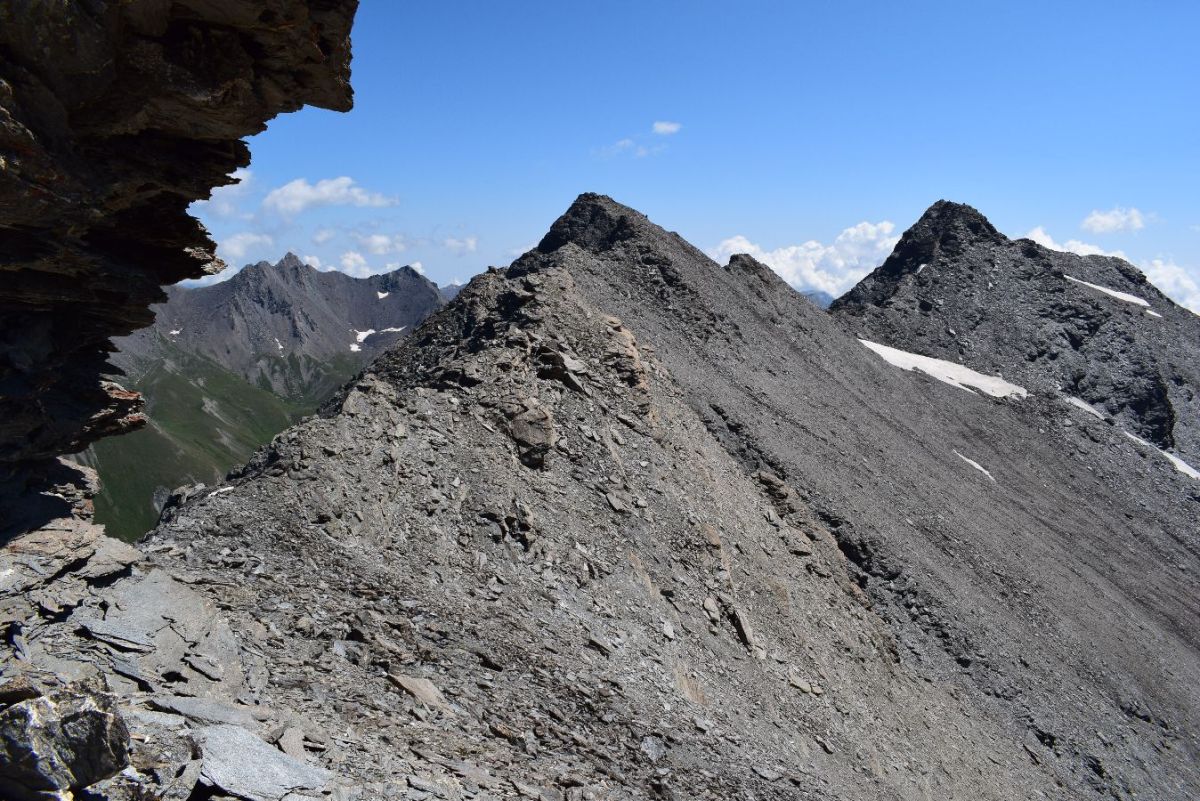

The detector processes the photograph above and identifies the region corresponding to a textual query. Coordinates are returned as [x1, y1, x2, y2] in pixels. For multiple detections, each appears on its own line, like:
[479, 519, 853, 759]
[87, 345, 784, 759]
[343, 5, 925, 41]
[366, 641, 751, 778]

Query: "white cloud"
[1081, 207, 1145, 234]
[339, 250, 370, 277]
[1143, 258, 1200, 314]
[263, 177, 396, 217]
[443, 235, 478, 255]
[302, 254, 322, 269]
[357, 233, 408, 255]
[312, 228, 337, 245]
[219, 231, 274, 261]
[652, 121, 682, 135]
[710, 221, 899, 297]
[194, 168, 254, 220]
[597, 138, 662, 158]
[1025, 227, 1126, 258]
[410, 261, 425, 275]
[599, 138, 636, 157]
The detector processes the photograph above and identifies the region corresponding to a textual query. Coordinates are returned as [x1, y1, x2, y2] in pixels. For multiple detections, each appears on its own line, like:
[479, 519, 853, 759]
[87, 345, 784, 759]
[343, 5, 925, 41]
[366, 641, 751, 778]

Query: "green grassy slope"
[80, 339, 314, 541]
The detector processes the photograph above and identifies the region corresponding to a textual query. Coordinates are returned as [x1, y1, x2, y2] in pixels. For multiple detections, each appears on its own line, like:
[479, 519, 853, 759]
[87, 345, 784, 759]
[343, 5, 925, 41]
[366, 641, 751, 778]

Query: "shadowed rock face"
[0, 0, 358, 501]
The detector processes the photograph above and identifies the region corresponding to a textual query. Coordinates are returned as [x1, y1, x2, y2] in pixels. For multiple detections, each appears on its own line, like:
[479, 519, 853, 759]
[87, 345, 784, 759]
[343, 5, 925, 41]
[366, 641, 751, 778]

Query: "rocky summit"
[832, 200, 1200, 463]
[0, 0, 359, 531]
[5, 193, 1197, 800]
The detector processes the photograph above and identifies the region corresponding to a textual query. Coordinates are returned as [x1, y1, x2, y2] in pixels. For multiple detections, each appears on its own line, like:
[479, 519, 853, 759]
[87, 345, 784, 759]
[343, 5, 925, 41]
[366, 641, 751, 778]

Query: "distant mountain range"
[78, 254, 447, 538]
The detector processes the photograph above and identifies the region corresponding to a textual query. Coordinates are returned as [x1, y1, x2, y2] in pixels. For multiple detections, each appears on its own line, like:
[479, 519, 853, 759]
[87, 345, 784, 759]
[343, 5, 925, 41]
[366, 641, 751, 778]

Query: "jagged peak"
[913, 200, 1001, 239]
[238, 252, 314, 277]
[724, 252, 779, 283]
[536, 193, 652, 254]
[893, 200, 1005, 261]
[866, 200, 1006, 281]
[376, 263, 440, 292]
[276, 252, 309, 270]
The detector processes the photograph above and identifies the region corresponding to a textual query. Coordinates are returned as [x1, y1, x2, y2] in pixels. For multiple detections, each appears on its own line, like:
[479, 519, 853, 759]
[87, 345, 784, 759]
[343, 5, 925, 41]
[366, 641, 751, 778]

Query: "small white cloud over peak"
[358, 233, 408, 255]
[597, 138, 663, 159]
[302, 254, 322, 269]
[263, 177, 396, 217]
[410, 261, 425, 275]
[1081, 207, 1145, 234]
[340, 250, 370, 277]
[450, 277, 463, 286]
[1025, 227, 1126, 258]
[312, 228, 337, 245]
[652, 121, 682, 135]
[443, 235, 478, 255]
[1144, 258, 1200, 314]
[219, 231, 274, 261]
[710, 220, 899, 297]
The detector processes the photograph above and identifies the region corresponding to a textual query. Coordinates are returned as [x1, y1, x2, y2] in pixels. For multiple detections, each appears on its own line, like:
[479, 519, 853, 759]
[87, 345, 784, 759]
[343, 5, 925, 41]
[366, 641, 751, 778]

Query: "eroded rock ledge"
[0, 0, 358, 516]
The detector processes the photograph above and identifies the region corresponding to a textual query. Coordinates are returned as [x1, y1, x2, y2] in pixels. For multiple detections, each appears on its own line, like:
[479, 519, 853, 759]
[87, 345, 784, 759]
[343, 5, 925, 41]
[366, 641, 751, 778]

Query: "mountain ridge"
[6, 194, 1199, 800]
[158, 195, 1200, 797]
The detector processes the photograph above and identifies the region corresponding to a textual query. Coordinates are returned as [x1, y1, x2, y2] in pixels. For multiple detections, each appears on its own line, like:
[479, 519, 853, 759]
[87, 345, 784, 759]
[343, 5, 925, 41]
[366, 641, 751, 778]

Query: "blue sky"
[192, 0, 1200, 309]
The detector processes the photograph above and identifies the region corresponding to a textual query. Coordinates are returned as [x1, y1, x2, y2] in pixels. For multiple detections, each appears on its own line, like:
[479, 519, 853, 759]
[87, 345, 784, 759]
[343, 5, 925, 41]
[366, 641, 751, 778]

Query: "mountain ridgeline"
[832, 200, 1200, 463]
[6, 195, 1199, 800]
[80, 255, 447, 539]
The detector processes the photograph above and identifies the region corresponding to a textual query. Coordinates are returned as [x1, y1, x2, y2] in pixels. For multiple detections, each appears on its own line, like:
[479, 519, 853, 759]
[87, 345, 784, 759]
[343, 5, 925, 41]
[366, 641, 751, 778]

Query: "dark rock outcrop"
[0, 0, 359, 518]
[0, 683, 130, 801]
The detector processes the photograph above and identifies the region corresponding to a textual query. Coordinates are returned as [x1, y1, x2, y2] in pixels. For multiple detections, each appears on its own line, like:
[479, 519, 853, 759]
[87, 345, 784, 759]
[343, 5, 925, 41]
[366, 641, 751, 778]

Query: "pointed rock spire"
[884, 200, 1005, 273]
[536, 193, 650, 254]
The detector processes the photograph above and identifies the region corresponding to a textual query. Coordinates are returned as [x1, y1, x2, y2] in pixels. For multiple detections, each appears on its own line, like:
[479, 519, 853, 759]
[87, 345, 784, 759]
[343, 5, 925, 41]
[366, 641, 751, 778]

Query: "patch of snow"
[1063, 396, 1105, 420]
[859, 340, 1028, 399]
[377, 291, 389, 299]
[1123, 432, 1200, 481]
[274, 337, 283, 351]
[209, 486, 236, 496]
[354, 329, 376, 343]
[349, 343, 361, 352]
[377, 326, 407, 334]
[1064, 275, 1151, 308]
[1145, 309, 1163, 318]
[169, 328, 182, 336]
[953, 450, 995, 481]
[914, 263, 927, 275]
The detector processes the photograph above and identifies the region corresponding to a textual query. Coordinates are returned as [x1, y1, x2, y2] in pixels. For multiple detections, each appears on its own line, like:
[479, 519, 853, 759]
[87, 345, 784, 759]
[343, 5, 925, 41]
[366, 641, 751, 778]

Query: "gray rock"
[196, 724, 333, 801]
[0, 687, 129, 799]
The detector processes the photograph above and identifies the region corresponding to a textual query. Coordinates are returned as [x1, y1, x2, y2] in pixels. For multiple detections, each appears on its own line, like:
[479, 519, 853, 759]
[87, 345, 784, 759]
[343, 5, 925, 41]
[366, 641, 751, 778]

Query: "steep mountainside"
[8, 195, 1195, 799]
[510, 195, 1200, 798]
[75, 340, 307, 540]
[81, 255, 446, 540]
[117, 253, 445, 405]
[0, 1, 357, 516]
[831, 201, 1200, 464]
